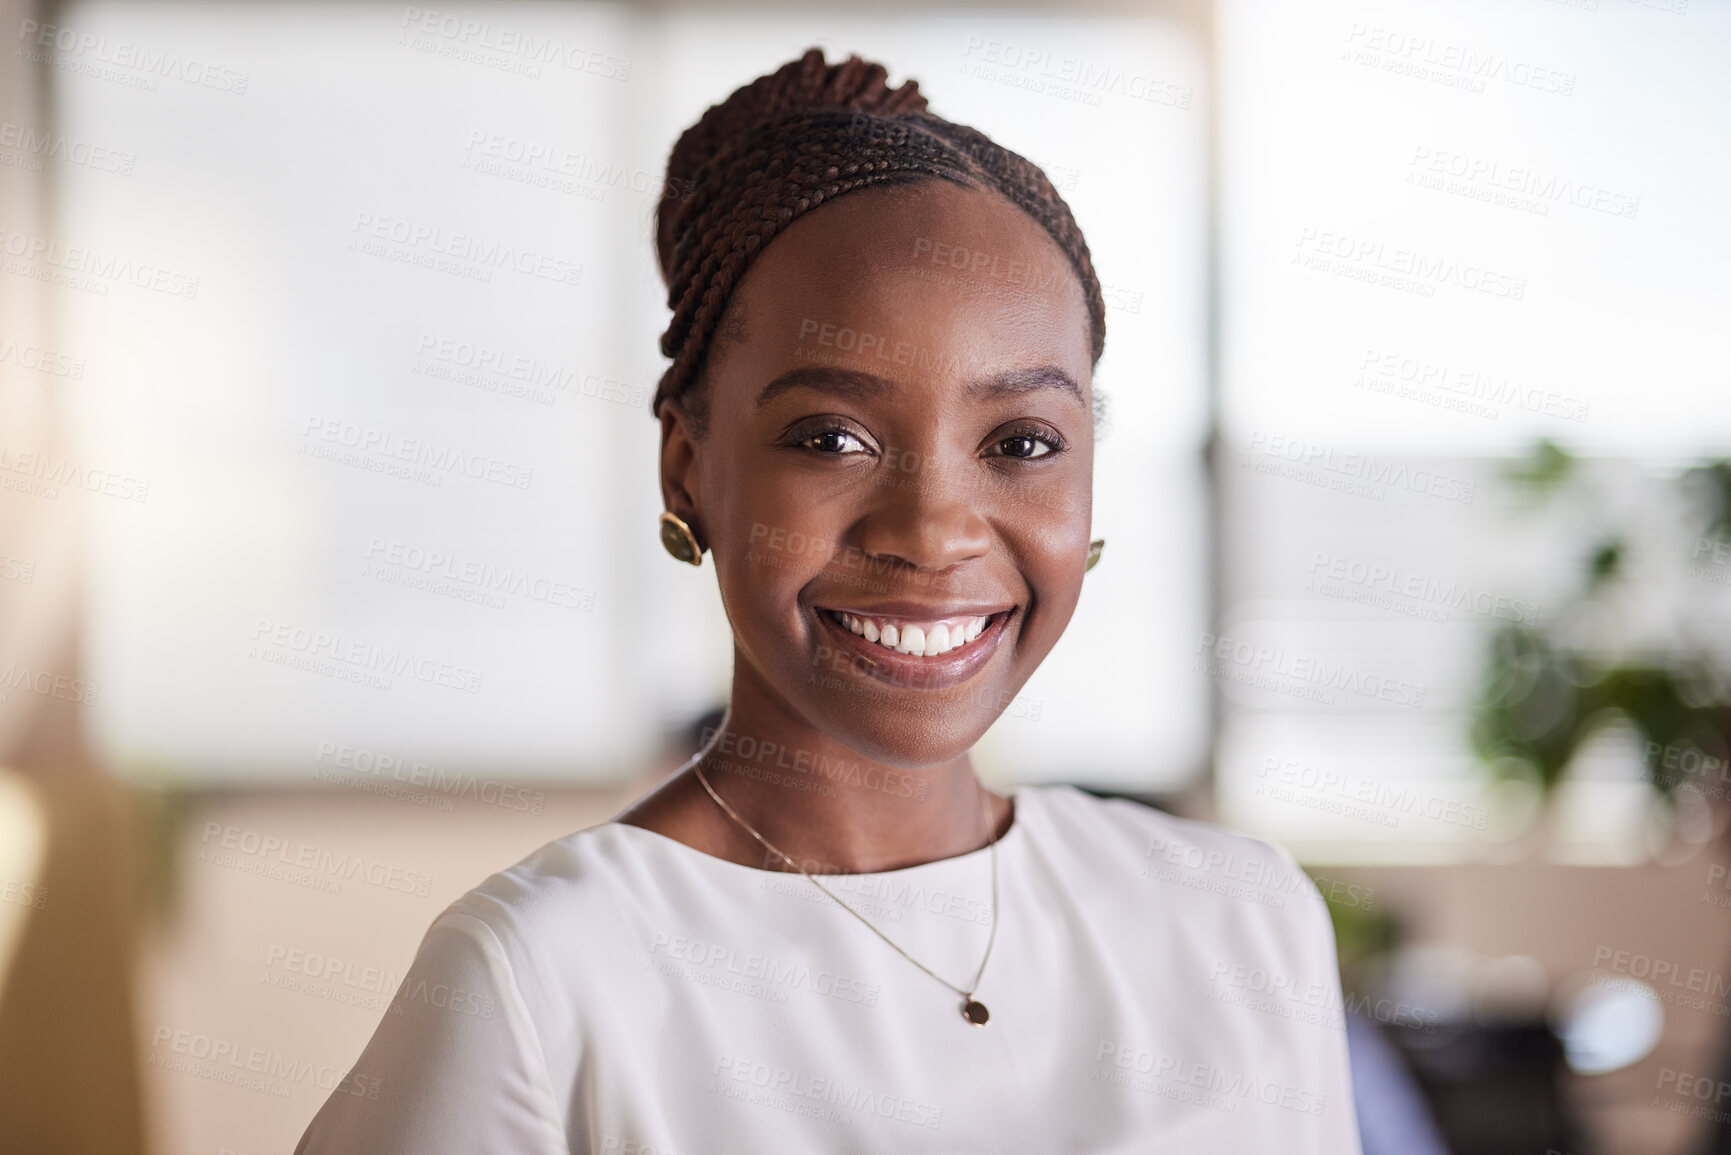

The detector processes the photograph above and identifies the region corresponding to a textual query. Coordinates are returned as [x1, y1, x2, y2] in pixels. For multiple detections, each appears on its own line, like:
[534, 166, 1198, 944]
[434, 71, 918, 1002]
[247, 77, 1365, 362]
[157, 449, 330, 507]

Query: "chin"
[795, 680, 1001, 772]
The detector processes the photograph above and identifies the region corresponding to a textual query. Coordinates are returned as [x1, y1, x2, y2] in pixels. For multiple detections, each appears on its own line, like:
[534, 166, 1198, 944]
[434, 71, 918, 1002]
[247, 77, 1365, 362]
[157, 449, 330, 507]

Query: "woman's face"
[661, 180, 1095, 770]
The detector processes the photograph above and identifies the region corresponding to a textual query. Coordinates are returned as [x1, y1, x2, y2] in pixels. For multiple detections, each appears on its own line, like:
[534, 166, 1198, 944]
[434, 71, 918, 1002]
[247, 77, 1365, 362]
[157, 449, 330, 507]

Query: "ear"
[657, 397, 705, 551]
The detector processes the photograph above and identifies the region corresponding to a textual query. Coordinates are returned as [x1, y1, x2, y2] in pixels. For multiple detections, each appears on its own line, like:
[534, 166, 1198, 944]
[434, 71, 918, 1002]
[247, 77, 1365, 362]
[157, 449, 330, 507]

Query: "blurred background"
[0, 0, 1726, 1151]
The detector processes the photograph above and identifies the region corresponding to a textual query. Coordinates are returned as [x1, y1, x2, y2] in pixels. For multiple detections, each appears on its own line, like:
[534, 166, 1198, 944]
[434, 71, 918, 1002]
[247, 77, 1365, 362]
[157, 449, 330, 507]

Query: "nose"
[851, 455, 993, 576]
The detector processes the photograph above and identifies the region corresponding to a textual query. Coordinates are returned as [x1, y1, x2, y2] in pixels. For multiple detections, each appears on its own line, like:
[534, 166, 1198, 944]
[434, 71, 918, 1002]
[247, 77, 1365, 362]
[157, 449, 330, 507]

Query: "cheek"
[713, 549, 812, 679]
[710, 478, 836, 637]
[1029, 537, 1086, 611]
[720, 488, 831, 575]
[707, 438, 874, 568]
[1005, 486, 1091, 628]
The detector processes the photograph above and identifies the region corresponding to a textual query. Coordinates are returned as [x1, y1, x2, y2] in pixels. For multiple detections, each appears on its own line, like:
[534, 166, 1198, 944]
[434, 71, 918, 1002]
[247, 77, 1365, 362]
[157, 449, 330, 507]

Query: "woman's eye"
[993, 430, 1062, 460]
[802, 428, 868, 455]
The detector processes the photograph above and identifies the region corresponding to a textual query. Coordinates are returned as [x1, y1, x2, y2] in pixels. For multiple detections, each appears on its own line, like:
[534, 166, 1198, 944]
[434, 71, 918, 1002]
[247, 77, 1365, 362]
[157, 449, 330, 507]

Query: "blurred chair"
[0, 767, 47, 1004]
[0, 772, 148, 1155]
[1348, 1008, 1452, 1155]
[1388, 1016, 1588, 1155]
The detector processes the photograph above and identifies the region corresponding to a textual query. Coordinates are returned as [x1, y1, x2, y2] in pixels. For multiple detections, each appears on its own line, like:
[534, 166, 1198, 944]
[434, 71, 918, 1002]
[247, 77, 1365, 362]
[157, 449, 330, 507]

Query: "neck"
[688, 674, 997, 875]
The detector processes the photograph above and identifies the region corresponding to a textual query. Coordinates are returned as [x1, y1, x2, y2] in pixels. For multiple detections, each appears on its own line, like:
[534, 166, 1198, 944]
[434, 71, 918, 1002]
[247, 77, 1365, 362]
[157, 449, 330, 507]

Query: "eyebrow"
[755, 364, 1085, 409]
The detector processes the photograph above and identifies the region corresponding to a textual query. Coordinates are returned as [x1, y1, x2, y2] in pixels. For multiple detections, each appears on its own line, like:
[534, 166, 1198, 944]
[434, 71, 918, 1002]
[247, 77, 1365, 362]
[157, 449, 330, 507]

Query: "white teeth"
[828, 611, 995, 658]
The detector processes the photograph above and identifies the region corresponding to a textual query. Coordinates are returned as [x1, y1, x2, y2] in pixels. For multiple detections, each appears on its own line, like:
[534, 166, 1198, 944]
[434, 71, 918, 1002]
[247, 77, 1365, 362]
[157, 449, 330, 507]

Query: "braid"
[652, 48, 1107, 435]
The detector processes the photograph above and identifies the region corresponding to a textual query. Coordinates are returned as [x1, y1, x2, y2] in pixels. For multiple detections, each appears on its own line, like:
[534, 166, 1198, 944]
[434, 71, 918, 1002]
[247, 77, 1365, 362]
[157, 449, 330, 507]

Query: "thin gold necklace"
[692, 761, 1001, 1027]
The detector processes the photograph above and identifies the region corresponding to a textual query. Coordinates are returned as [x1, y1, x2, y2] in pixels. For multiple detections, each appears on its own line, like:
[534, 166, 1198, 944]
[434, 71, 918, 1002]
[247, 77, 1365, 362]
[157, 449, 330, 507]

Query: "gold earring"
[1085, 539, 1105, 572]
[659, 512, 703, 566]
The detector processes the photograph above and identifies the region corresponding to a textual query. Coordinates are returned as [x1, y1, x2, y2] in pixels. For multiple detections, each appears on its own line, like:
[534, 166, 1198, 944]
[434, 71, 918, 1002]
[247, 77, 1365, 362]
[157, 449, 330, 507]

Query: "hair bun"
[655, 48, 927, 281]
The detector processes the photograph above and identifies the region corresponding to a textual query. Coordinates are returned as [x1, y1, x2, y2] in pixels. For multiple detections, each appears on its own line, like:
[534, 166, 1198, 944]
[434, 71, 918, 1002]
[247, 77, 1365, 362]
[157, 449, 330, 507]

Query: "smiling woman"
[295, 48, 1361, 1154]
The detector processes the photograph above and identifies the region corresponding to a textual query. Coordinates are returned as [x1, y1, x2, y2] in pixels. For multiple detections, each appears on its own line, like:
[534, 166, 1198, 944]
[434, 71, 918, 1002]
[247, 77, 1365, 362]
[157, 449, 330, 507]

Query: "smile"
[809, 602, 1017, 691]
[825, 609, 995, 658]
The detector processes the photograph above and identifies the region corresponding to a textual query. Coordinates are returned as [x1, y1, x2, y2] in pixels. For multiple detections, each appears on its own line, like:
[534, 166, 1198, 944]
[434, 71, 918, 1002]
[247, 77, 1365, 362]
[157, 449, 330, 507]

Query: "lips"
[811, 602, 1015, 691]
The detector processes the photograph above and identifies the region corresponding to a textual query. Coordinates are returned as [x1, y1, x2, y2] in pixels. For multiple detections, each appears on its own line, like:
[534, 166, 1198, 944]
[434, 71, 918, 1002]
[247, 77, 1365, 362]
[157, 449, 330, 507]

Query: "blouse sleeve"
[294, 908, 569, 1155]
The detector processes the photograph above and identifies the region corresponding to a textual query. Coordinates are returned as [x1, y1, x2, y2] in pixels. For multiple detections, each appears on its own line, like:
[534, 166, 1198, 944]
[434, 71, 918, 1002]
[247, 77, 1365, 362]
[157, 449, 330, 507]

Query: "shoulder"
[1025, 784, 1337, 950]
[419, 822, 647, 982]
[1026, 782, 1306, 879]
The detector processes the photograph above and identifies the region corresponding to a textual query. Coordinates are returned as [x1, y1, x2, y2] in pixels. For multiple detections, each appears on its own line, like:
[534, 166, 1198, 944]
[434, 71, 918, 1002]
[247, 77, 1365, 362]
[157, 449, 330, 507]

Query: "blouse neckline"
[604, 786, 1035, 881]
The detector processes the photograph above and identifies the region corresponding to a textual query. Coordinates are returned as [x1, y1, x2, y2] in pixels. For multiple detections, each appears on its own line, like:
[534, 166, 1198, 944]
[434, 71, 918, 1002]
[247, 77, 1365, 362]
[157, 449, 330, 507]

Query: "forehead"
[725, 181, 1094, 379]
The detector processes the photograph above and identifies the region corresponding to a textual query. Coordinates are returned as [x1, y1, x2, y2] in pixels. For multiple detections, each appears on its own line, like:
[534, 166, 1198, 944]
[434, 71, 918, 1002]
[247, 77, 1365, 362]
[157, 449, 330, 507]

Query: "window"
[56, 3, 1211, 789]
[1216, 0, 1731, 857]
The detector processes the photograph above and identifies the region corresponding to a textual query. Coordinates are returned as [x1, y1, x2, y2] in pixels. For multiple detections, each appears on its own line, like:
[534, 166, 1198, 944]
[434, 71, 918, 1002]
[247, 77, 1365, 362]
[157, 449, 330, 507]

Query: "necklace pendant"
[961, 998, 990, 1027]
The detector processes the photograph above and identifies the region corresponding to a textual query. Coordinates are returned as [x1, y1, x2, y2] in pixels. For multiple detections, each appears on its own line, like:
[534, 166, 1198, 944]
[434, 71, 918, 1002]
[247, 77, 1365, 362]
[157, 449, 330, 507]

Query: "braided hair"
[652, 47, 1107, 437]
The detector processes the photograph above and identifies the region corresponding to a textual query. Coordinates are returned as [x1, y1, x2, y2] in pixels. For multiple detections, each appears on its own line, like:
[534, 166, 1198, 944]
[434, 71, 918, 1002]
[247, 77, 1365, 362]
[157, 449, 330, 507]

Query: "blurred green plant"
[1310, 872, 1403, 994]
[1470, 440, 1731, 802]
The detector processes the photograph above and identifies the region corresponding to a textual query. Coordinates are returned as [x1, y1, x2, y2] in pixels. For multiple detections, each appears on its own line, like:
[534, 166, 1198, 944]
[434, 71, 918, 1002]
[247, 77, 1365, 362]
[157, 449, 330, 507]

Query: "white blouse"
[295, 784, 1362, 1154]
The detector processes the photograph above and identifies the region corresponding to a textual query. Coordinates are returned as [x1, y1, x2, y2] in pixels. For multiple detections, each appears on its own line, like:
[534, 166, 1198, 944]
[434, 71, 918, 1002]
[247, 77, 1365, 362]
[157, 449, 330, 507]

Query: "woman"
[297, 48, 1361, 1154]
